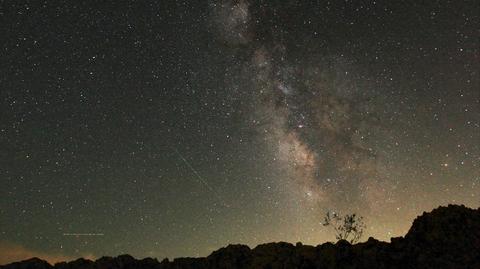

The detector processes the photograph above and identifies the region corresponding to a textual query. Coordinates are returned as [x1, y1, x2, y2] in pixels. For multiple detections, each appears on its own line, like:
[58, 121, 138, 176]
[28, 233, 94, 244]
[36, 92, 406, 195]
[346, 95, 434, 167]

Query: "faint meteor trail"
[63, 233, 104, 236]
[171, 147, 230, 208]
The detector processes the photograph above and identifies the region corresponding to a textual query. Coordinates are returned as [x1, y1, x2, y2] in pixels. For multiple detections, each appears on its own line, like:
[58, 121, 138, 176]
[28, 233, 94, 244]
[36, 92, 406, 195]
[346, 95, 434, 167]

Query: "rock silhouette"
[2, 205, 479, 269]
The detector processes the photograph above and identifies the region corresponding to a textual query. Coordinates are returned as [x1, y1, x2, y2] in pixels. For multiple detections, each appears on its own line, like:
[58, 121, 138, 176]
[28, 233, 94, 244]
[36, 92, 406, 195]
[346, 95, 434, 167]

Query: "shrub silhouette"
[322, 211, 366, 244]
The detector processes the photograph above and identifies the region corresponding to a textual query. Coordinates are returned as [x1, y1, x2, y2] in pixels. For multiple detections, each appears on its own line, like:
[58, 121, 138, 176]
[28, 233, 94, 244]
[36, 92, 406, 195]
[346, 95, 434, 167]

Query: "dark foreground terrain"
[2, 205, 479, 269]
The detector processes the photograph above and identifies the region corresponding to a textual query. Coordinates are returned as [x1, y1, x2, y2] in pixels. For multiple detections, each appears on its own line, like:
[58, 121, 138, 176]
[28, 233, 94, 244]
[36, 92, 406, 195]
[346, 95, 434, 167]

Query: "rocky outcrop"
[1, 258, 52, 269]
[2, 205, 479, 269]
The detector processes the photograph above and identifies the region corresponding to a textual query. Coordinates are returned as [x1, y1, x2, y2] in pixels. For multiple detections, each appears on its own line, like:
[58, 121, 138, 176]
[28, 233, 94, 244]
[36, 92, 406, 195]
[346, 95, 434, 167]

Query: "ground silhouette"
[1, 204, 479, 269]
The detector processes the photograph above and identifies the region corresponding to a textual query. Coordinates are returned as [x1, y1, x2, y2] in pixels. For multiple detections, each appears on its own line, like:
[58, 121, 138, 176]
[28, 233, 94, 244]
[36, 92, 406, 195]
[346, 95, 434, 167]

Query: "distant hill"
[2, 204, 479, 269]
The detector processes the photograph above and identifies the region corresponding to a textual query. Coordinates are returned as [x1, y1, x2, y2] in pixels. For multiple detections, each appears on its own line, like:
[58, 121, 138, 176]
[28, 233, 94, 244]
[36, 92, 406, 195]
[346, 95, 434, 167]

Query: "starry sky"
[0, 0, 479, 264]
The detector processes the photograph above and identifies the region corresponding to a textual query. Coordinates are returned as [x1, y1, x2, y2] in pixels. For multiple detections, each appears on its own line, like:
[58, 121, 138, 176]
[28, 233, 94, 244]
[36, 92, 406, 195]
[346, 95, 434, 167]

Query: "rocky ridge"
[2, 205, 479, 269]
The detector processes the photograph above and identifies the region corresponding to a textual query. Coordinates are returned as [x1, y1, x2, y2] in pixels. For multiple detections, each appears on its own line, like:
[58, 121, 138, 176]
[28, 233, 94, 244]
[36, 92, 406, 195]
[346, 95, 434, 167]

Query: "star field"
[0, 0, 479, 264]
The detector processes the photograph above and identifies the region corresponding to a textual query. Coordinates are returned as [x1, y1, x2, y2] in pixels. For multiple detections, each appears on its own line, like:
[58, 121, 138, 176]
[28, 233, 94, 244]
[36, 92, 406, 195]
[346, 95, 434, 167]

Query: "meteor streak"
[172, 147, 229, 208]
[63, 233, 104, 236]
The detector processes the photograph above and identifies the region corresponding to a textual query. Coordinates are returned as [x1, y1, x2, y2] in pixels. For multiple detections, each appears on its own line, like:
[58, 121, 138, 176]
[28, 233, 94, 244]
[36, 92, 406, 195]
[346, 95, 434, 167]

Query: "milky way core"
[1, 0, 479, 263]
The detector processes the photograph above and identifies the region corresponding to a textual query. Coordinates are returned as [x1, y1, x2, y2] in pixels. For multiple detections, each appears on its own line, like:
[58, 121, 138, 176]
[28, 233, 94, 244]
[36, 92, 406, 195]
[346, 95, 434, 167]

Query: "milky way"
[213, 1, 398, 215]
[1, 0, 479, 263]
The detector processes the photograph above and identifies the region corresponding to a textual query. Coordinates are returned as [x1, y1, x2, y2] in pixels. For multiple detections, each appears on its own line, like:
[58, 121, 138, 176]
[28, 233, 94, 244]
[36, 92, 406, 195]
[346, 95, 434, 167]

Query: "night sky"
[1, 0, 479, 264]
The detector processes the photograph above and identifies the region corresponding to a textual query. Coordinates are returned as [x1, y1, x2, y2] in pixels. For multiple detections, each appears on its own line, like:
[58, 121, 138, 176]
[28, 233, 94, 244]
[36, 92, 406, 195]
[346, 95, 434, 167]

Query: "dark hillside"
[2, 205, 479, 269]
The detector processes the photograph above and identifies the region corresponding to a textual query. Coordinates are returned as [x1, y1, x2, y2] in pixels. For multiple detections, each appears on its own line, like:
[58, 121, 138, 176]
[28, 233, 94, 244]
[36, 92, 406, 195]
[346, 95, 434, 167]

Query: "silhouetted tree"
[323, 211, 366, 244]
